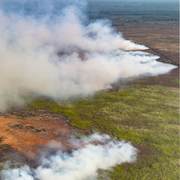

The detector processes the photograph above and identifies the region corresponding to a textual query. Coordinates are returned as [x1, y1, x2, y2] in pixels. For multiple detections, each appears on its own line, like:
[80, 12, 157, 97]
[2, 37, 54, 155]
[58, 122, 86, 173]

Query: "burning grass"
[27, 85, 179, 180]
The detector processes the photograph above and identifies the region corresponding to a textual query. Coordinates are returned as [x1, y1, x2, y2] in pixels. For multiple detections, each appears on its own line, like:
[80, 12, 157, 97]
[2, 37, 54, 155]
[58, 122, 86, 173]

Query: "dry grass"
[28, 85, 179, 180]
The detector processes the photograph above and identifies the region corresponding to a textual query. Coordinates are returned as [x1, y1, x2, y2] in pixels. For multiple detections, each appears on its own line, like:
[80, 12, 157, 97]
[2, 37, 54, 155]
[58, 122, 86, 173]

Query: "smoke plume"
[1, 133, 137, 180]
[0, 0, 177, 110]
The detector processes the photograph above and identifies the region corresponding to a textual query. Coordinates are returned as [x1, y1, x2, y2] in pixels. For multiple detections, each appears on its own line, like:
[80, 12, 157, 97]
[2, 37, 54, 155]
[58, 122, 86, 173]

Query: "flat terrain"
[1, 85, 177, 179]
[119, 22, 179, 88]
[88, 0, 179, 88]
[0, 1, 179, 180]
[0, 109, 87, 169]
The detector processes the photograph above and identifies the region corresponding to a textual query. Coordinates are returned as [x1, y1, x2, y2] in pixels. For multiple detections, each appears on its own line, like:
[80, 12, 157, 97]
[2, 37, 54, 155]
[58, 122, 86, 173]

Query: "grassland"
[88, 1, 179, 69]
[88, 1, 179, 25]
[0, 1, 179, 179]
[27, 85, 179, 180]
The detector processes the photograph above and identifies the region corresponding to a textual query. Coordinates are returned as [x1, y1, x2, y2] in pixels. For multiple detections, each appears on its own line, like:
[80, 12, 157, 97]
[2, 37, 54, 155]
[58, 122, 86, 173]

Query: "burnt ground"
[0, 21, 179, 174]
[117, 22, 179, 88]
[0, 109, 89, 168]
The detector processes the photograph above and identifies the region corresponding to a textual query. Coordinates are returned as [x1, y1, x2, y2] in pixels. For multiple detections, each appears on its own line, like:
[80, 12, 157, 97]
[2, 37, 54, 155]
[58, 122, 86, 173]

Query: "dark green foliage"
[88, 1, 179, 26]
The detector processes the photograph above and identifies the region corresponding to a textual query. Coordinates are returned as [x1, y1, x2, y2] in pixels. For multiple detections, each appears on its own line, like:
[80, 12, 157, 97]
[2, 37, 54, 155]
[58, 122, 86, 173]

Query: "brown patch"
[0, 110, 84, 161]
[131, 68, 179, 88]
[57, 50, 87, 61]
[135, 145, 154, 155]
[116, 22, 179, 88]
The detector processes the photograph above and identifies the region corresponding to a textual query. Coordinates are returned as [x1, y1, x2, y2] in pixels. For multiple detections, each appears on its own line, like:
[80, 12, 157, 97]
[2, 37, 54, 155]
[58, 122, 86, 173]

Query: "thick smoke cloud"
[1, 133, 137, 180]
[0, 0, 177, 110]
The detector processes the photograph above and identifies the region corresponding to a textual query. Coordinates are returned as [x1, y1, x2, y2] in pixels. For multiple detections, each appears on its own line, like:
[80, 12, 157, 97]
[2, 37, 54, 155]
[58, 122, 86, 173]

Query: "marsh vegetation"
[28, 85, 179, 180]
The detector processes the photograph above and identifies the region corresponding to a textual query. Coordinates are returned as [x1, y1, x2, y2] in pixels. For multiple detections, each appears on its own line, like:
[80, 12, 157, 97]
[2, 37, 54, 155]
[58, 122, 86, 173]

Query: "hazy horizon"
[88, 0, 179, 2]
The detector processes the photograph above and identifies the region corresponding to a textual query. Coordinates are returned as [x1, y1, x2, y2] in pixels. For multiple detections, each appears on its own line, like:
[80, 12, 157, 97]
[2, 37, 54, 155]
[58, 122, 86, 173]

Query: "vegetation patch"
[70, 120, 93, 129]
[170, 78, 179, 85]
[27, 85, 179, 180]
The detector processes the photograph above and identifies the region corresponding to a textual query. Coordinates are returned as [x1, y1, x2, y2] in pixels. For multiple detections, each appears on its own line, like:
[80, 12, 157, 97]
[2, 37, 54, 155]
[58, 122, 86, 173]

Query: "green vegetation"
[0, 164, 5, 170]
[28, 85, 179, 180]
[170, 78, 179, 85]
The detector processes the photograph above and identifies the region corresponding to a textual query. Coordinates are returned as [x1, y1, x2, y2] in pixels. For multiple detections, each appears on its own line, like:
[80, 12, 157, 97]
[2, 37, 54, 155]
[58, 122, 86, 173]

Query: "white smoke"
[1, 133, 137, 180]
[0, 1, 177, 110]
